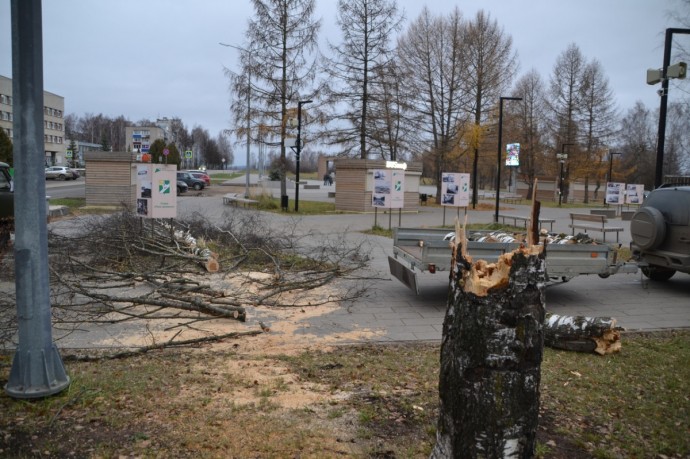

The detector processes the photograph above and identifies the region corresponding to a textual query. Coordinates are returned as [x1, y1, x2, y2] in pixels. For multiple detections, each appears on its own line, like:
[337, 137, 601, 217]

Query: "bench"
[222, 193, 259, 207]
[621, 210, 636, 221]
[590, 209, 617, 218]
[569, 213, 624, 242]
[497, 214, 555, 232]
[501, 194, 523, 205]
[304, 184, 320, 190]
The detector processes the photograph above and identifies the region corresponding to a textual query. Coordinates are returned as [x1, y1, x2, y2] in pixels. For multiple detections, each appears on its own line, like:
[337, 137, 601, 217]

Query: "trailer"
[389, 227, 638, 294]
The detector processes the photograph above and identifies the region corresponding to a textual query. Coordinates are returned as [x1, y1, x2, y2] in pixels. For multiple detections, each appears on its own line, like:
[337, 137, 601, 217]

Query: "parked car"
[177, 179, 188, 194]
[0, 162, 13, 220]
[630, 186, 690, 280]
[45, 166, 78, 180]
[176, 171, 205, 191]
[186, 170, 211, 187]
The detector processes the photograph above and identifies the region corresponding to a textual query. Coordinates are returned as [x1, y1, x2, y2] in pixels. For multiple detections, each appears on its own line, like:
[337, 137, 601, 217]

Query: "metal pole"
[654, 29, 690, 188]
[6, 0, 70, 399]
[558, 160, 565, 207]
[494, 96, 522, 224]
[294, 100, 312, 213]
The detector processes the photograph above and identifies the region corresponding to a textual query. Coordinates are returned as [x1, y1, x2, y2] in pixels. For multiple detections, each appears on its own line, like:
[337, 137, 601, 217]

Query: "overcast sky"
[1, 0, 687, 163]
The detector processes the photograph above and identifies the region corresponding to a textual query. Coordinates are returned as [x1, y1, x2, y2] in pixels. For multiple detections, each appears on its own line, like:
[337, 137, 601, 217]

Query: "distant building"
[0, 74, 66, 165]
[66, 140, 101, 167]
[125, 125, 166, 160]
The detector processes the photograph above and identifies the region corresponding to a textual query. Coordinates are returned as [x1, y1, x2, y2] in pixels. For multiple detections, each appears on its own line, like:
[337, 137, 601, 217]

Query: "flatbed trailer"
[389, 227, 638, 294]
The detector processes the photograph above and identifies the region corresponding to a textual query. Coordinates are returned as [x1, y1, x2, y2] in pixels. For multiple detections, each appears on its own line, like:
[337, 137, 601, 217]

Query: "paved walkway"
[177, 176, 690, 340]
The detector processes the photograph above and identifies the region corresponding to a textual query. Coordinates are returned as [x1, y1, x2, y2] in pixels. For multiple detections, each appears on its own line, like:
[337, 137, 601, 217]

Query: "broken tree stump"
[431, 221, 547, 459]
[544, 313, 622, 355]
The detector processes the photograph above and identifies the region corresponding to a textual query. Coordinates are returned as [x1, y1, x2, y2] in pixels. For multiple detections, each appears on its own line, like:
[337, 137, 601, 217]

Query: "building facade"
[125, 125, 166, 160]
[0, 74, 66, 165]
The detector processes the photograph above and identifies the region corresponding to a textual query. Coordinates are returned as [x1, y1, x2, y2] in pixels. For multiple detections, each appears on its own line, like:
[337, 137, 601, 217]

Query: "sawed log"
[544, 313, 622, 355]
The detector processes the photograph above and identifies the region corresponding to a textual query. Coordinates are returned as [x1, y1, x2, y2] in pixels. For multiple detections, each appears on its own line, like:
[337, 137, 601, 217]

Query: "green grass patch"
[251, 194, 337, 214]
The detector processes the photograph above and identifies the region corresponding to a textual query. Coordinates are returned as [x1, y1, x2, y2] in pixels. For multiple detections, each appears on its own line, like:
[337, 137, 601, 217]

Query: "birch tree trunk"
[431, 225, 547, 458]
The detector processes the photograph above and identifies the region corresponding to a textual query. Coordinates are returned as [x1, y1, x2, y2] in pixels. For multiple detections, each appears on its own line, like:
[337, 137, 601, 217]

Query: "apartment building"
[125, 125, 166, 161]
[0, 74, 66, 165]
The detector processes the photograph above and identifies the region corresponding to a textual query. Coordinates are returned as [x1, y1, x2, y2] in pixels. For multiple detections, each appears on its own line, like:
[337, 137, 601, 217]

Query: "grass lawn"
[0, 331, 687, 458]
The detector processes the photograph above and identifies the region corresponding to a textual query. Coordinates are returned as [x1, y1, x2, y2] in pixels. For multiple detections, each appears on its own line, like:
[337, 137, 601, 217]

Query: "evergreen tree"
[0, 129, 12, 166]
[100, 133, 111, 151]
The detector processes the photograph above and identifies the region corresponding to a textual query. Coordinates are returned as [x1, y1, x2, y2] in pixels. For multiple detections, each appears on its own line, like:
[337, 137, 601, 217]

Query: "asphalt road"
[45, 178, 85, 199]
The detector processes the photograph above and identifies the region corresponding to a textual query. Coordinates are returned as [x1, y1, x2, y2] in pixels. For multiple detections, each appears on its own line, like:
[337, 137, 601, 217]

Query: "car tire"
[630, 207, 666, 250]
[58, 174, 66, 180]
[641, 265, 676, 281]
[193, 183, 202, 191]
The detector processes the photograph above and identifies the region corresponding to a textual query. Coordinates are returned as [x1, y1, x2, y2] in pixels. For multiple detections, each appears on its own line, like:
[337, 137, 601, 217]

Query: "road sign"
[163, 148, 170, 156]
[65, 150, 73, 158]
[185, 150, 193, 159]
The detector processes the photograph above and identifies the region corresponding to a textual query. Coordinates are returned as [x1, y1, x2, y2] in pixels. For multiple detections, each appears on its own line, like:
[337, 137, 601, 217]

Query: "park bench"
[497, 214, 555, 232]
[590, 209, 617, 218]
[304, 184, 320, 190]
[569, 213, 624, 242]
[222, 193, 259, 208]
[500, 193, 523, 205]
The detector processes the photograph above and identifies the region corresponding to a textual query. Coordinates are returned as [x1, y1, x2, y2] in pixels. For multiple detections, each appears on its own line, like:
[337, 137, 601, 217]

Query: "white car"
[45, 166, 79, 180]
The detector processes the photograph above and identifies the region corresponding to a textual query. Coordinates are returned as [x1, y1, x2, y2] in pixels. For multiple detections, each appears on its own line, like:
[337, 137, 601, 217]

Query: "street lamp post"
[557, 143, 574, 207]
[294, 100, 312, 212]
[494, 96, 522, 223]
[607, 151, 621, 183]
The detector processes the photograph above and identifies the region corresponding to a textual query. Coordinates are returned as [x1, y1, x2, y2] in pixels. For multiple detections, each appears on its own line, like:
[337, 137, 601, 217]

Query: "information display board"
[372, 169, 405, 209]
[605, 182, 625, 205]
[441, 172, 470, 207]
[136, 164, 178, 218]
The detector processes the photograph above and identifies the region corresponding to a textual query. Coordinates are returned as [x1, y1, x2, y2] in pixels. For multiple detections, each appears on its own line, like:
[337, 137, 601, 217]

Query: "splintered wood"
[451, 218, 543, 297]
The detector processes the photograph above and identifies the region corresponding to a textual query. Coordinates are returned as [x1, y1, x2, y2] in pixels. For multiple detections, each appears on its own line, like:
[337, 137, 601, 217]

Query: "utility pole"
[6, 0, 70, 399]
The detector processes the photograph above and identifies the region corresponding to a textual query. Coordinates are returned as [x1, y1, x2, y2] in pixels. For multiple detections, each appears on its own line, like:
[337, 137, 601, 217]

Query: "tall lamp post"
[607, 151, 621, 183]
[556, 143, 574, 207]
[293, 100, 312, 212]
[494, 96, 522, 223]
[220, 42, 252, 198]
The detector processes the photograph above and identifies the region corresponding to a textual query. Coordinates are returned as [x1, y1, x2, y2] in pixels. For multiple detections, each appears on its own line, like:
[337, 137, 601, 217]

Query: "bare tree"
[397, 7, 471, 199]
[617, 101, 657, 188]
[217, 131, 234, 168]
[512, 69, 549, 198]
[462, 10, 518, 207]
[662, 102, 690, 176]
[578, 59, 618, 202]
[322, 0, 404, 159]
[228, 0, 321, 202]
[547, 43, 586, 202]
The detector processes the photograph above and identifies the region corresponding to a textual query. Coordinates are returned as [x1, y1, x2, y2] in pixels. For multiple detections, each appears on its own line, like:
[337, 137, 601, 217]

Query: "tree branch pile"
[0, 211, 372, 353]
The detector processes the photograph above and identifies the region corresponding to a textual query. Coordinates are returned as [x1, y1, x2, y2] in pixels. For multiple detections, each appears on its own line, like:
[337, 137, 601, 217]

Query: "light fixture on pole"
[494, 96, 522, 224]
[220, 42, 252, 198]
[293, 100, 312, 212]
[557, 143, 574, 207]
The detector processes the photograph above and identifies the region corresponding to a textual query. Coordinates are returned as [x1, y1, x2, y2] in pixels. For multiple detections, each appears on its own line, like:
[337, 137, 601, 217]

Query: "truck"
[388, 227, 638, 294]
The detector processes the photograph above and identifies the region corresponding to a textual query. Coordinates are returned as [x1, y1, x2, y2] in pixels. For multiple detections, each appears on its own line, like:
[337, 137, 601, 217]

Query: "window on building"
[0, 94, 6, 104]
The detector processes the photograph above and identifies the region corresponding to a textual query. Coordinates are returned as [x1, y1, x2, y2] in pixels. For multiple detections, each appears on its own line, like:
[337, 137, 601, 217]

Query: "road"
[45, 178, 85, 199]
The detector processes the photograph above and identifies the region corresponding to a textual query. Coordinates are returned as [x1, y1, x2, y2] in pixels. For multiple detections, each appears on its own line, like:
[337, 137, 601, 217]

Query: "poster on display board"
[505, 143, 520, 167]
[136, 164, 178, 218]
[441, 172, 470, 207]
[372, 169, 405, 209]
[605, 182, 625, 205]
[625, 184, 645, 205]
